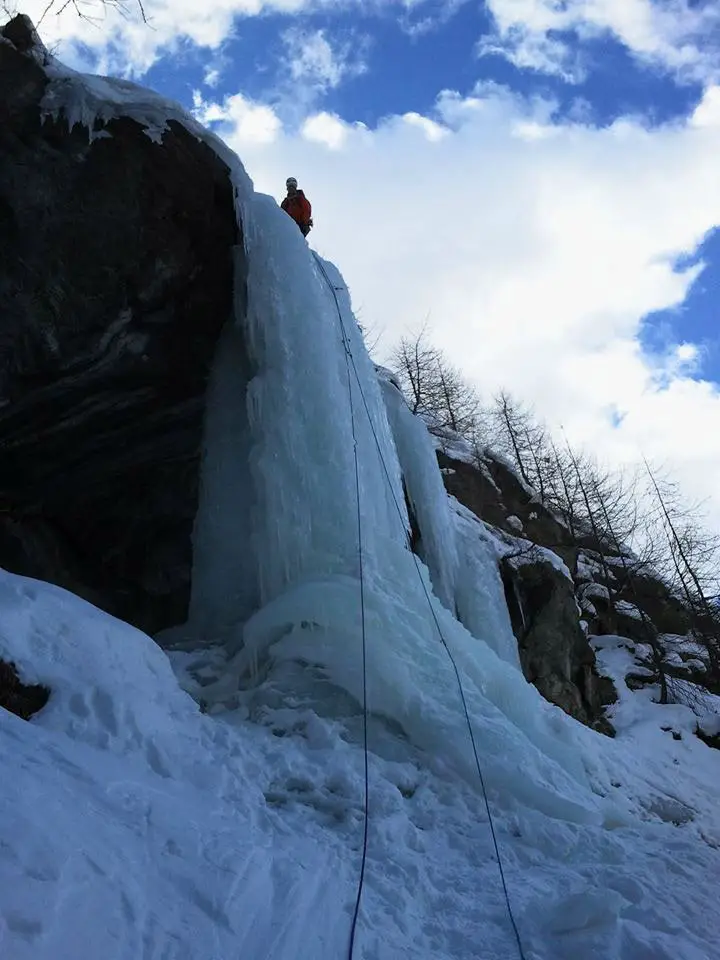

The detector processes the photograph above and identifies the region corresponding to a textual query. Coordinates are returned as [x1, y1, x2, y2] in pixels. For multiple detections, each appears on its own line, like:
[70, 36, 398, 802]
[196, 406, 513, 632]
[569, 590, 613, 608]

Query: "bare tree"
[564, 442, 617, 583]
[489, 391, 535, 488]
[557, 441, 671, 702]
[486, 392, 590, 516]
[390, 327, 439, 416]
[543, 439, 587, 541]
[435, 357, 480, 436]
[644, 460, 720, 683]
[2, 0, 147, 30]
[390, 328, 480, 437]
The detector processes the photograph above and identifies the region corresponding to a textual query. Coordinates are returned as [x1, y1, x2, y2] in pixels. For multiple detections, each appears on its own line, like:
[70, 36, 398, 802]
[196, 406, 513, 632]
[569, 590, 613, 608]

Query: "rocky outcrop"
[439, 447, 616, 729]
[0, 658, 49, 720]
[502, 557, 616, 733]
[438, 438, 720, 725]
[617, 574, 691, 638]
[438, 449, 573, 560]
[0, 16, 241, 633]
[696, 724, 720, 751]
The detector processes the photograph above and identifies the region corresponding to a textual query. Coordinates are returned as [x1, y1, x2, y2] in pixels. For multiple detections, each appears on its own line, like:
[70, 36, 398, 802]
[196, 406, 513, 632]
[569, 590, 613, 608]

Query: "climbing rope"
[311, 252, 527, 960]
[311, 253, 370, 959]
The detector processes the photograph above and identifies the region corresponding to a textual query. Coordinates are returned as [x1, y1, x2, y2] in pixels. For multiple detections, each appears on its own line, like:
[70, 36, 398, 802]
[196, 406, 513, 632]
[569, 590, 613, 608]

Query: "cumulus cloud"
[202, 81, 720, 523]
[274, 26, 371, 118]
[479, 25, 587, 82]
[481, 0, 720, 84]
[192, 90, 282, 144]
[301, 111, 359, 148]
[5, 0, 383, 75]
[282, 27, 368, 90]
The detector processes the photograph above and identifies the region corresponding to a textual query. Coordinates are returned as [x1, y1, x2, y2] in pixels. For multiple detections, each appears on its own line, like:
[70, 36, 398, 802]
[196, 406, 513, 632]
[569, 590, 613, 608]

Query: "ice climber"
[281, 177, 313, 237]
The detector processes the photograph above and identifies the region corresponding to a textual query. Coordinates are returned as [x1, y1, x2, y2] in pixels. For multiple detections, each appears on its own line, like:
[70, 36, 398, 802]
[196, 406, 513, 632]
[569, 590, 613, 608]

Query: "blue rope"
[312, 252, 526, 960]
[311, 253, 370, 959]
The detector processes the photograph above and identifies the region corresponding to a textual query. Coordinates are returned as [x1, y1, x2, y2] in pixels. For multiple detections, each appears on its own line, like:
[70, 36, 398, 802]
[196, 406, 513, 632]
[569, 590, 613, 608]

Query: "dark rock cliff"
[440, 446, 619, 730]
[0, 16, 240, 633]
[501, 556, 617, 732]
[438, 435, 719, 730]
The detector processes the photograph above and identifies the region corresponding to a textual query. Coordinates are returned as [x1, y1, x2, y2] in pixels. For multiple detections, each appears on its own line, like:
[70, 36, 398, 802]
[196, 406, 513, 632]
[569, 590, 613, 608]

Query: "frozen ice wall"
[379, 371, 520, 668]
[39, 55, 607, 824]
[234, 196, 408, 613]
[379, 371, 458, 610]
[187, 190, 606, 824]
[189, 317, 259, 637]
[452, 504, 522, 669]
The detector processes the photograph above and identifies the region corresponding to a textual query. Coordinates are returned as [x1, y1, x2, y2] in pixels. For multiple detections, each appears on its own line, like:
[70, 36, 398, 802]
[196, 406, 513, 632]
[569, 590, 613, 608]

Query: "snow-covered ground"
[2, 571, 720, 960]
[2, 34, 719, 960]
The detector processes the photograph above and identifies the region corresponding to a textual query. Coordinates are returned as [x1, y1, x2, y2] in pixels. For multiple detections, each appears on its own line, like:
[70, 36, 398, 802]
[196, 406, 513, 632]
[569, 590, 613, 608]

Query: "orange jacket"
[281, 190, 312, 228]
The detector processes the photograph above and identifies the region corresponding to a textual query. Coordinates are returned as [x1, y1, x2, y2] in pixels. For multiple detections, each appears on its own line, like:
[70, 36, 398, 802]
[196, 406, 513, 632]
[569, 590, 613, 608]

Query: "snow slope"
[1, 40, 720, 960]
[3, 569, 720, 960]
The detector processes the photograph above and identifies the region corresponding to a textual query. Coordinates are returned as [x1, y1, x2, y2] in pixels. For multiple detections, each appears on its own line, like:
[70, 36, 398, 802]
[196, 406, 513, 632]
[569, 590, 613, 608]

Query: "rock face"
[502, 557, 617, 732]
[440, 447, 618, 730]
[0, 658, 49, 721]
[438, 449, 572, 560]
[0, 16, 240, 633]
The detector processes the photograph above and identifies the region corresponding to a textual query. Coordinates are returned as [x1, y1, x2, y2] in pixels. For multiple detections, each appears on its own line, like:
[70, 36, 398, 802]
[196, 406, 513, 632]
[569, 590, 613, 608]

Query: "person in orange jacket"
[281, 177, 313, 236]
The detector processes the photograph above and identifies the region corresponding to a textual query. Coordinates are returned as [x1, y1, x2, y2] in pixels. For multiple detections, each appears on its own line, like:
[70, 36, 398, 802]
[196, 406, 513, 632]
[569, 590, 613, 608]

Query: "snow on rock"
[579, 596, 598, 617]
[506, 514, 524, 533]
[580, 581, 611, 603]
[0, 570, 201, 767]
[32, 24, 253, 199]
[0, 658, 48, 720]
[507, 540, 574, 584]
[699, 713, 720, 737]
[41, 47, 226, 148]
[615, 600, 643, 621]
[591, 636, 720, 831]
[425, 421, 478, 467]
[576, 552, 606, 582]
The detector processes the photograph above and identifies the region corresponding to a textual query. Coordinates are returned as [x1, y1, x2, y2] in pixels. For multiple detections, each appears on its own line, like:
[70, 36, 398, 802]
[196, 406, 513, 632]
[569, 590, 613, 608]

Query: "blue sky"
[15, 0, 720, 521]
[145, 2, 706, 131]
[132, 0, 719, 385]
[642, 228, 720, 372]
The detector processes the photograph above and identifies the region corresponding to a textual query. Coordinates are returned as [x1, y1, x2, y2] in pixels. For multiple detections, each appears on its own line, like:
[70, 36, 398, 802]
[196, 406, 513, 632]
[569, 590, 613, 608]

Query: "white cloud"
[282, 26, 367, 91]
[274, 26, 370, 118]
[301, 111, 357, 148]
[481, 0, 720, 84]
[479, 25, 586, 82]
[203, 82, 720, 525]
[8, 0, 263, 74]
[692, 85, 720, 127]
[192, 91, 281, 144]
[4, 0, 393, 76]
[402, 111, 449, 141]
[397, 0, 470, 39]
